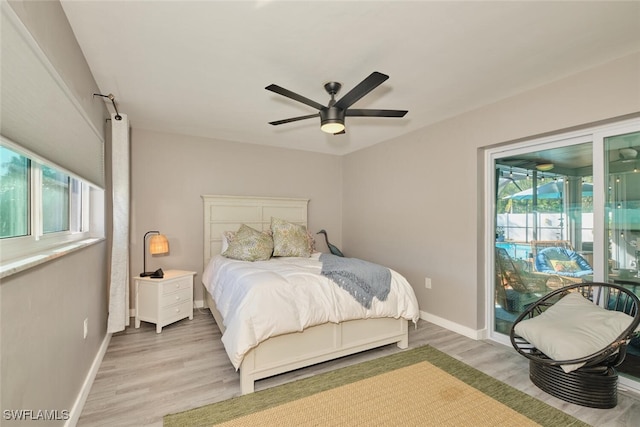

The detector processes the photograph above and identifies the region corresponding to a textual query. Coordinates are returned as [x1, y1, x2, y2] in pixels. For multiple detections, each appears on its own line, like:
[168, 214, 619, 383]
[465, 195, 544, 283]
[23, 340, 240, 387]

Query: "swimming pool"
[495, 241, 532, 261]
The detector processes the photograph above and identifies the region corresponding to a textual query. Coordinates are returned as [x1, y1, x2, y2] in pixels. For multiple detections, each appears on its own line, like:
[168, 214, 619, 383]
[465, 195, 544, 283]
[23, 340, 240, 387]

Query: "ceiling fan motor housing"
[320, 107, 345, 126]
[320, 107, 346, 133]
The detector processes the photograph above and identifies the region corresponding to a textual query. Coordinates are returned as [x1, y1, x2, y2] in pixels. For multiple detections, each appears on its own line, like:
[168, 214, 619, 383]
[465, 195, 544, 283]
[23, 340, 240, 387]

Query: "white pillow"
[514, 292, 636, 373]
[221, 231, 234, 253]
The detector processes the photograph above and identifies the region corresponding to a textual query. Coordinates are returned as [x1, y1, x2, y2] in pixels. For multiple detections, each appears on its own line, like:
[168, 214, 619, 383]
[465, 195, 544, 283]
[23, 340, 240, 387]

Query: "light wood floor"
[78, 309, 640, 426]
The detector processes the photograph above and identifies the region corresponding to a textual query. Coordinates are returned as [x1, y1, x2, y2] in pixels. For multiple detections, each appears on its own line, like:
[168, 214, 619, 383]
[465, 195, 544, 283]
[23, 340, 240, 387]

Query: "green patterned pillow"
[271, 217, 311, 257]
[222, 224, 273, 261]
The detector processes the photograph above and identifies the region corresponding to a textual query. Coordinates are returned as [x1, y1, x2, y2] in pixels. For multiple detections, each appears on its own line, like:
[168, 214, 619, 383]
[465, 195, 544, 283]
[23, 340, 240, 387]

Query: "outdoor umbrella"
[504, 180, 593, 200]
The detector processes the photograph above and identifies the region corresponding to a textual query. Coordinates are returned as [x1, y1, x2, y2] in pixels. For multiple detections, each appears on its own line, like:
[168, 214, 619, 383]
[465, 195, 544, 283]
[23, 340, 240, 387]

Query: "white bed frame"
[202, 195, 409, 394]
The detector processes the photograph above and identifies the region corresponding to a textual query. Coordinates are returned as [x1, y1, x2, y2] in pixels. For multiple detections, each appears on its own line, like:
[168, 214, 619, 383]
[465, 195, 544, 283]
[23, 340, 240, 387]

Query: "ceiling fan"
[609, 147, 640, 172]
[266, 71, 408, 135]
[616, 147, 638, 162]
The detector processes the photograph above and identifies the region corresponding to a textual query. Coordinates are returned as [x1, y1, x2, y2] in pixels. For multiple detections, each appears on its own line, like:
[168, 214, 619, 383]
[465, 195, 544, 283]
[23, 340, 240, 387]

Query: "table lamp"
[140, 230, 169, 277]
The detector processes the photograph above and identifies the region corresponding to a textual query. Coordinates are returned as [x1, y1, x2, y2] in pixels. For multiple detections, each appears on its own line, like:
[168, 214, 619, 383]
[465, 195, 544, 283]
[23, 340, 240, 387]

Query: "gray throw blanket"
[320, 253, 391, 309]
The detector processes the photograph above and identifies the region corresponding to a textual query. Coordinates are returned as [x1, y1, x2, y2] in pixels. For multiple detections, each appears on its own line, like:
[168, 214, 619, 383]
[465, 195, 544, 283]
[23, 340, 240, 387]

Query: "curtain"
[107, 113, 130, 333]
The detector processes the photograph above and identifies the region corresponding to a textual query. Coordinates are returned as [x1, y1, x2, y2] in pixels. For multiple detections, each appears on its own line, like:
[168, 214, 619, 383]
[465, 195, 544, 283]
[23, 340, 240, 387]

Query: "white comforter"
[202, 253, 420, 370]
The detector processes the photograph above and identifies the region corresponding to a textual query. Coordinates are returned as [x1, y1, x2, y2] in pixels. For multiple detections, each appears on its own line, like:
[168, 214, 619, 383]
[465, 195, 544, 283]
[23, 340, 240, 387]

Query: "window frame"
[484, 117, 640, 346]
[0, 136, 95, 262]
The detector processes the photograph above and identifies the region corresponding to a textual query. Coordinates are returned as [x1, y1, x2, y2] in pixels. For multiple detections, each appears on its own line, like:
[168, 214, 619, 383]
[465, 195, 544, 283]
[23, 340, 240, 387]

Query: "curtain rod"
[93, 93, 122, 120]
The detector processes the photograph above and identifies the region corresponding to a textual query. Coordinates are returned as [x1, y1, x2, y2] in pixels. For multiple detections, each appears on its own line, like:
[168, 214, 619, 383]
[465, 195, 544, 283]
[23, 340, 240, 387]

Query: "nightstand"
[134, 269, 196, 333]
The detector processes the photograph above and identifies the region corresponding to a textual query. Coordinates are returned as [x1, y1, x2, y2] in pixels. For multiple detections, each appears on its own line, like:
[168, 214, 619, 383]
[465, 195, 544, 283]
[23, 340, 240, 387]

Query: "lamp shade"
[149, 234, 169, 255]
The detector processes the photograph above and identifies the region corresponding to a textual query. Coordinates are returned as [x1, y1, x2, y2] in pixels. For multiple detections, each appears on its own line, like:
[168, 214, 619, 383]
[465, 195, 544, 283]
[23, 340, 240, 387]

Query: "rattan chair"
[495, 247, 552, 314]
[530, 240, 591, 285]
[510, 282, 640, 408]
[530, 239, 574, 256]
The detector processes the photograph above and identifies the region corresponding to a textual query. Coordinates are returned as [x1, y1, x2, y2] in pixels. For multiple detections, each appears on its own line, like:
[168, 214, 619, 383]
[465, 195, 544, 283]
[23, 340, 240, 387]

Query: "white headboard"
[201, 195, 309, 266]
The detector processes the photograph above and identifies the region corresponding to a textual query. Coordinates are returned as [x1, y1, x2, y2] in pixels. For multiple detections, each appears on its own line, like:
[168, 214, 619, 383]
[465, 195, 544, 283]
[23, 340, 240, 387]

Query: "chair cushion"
[535, 247, 593, 277]
[514, 292, 636, 373]
[550, 259, 580, 273]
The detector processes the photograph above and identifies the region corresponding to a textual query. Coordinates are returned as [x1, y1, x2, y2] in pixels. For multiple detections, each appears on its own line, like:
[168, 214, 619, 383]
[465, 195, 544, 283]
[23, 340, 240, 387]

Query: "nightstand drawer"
[160, 288, 191, 308]
[161, 299, 192, 321]
[162, 277, 192, 294]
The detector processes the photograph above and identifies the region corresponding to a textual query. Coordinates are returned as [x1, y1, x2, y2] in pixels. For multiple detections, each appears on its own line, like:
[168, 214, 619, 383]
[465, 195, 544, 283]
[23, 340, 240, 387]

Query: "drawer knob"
[175, 296, 181, 301]
[175, 308, 181, 313]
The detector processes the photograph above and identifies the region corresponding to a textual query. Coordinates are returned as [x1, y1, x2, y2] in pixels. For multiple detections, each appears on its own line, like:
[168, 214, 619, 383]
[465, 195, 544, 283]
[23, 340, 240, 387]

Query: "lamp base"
[140, 268, 164, 278]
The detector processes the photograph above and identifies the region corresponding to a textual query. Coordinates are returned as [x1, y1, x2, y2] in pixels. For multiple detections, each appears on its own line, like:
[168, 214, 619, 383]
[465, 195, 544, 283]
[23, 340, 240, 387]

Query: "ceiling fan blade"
[265, 84, 325, 111]
[269, 114, 318, 126]
[333, 72, 389, 110]
[346, 109, 408, 117]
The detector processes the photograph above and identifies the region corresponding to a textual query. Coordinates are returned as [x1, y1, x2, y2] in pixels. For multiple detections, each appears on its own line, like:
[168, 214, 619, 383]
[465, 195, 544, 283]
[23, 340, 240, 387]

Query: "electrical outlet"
[425, 277, 432, 289]
[83, 318, 88, 339]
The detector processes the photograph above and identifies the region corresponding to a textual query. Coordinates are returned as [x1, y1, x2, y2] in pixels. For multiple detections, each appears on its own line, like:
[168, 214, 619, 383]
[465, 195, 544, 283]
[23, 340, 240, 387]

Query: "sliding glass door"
[493, 140, 593, 335]
[604, 130, 640, 382]
[487, 118, 640, 387]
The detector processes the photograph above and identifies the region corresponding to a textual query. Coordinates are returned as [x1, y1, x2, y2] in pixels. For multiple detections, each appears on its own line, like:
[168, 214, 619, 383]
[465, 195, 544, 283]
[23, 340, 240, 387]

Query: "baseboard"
[618, 376, 640, 396]
[65, 332, 111, 427]
[420, 310, 487, 340]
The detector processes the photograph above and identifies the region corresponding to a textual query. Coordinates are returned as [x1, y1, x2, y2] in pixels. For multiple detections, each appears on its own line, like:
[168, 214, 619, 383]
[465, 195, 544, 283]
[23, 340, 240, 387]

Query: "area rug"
[164, 345, 589, 427]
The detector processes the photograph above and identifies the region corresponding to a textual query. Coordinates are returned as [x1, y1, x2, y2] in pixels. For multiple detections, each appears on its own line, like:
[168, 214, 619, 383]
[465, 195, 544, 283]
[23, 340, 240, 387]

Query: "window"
[492, 140, 593, 336]
[42, 165, 70, 234]
[0, 145, 30, 239]
[0, 137, 98, 262]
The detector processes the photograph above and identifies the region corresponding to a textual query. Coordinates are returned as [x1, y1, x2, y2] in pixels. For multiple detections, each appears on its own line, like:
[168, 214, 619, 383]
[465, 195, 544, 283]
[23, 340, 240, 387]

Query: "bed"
[201, 195, 420, 394]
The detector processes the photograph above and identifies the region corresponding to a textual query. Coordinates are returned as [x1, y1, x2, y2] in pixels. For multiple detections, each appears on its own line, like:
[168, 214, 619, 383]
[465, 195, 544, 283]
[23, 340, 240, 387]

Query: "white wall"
[6, 0, 104, 135]
[130, 129, 343, 304]
[1, 244, 108, 422]
[342, 52, 640, 332]
[1, 2, 108, 423]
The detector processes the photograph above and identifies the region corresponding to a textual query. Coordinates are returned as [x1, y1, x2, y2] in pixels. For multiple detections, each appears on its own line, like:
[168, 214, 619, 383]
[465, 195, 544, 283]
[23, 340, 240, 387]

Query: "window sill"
[0, 237, 104, 279]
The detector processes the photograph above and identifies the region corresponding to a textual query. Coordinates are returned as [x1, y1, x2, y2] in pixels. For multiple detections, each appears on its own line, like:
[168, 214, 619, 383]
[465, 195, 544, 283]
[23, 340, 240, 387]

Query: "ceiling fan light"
[321, 121, 345, 134]
[536, 163, 554, 171]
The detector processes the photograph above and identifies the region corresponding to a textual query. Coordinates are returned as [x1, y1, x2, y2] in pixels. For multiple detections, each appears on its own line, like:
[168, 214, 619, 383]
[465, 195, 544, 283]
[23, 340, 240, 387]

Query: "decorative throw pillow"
[513, 292, 636, 373]
[271, 217, 311, 257]
[222, 224, 273, 261]
[550, 260, 580, 273]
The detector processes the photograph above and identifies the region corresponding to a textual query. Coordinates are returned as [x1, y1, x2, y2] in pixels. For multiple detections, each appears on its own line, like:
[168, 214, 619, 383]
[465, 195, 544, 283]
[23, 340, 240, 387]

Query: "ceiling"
[498, 129, 640, 176]
[60, 1, 640, 156]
